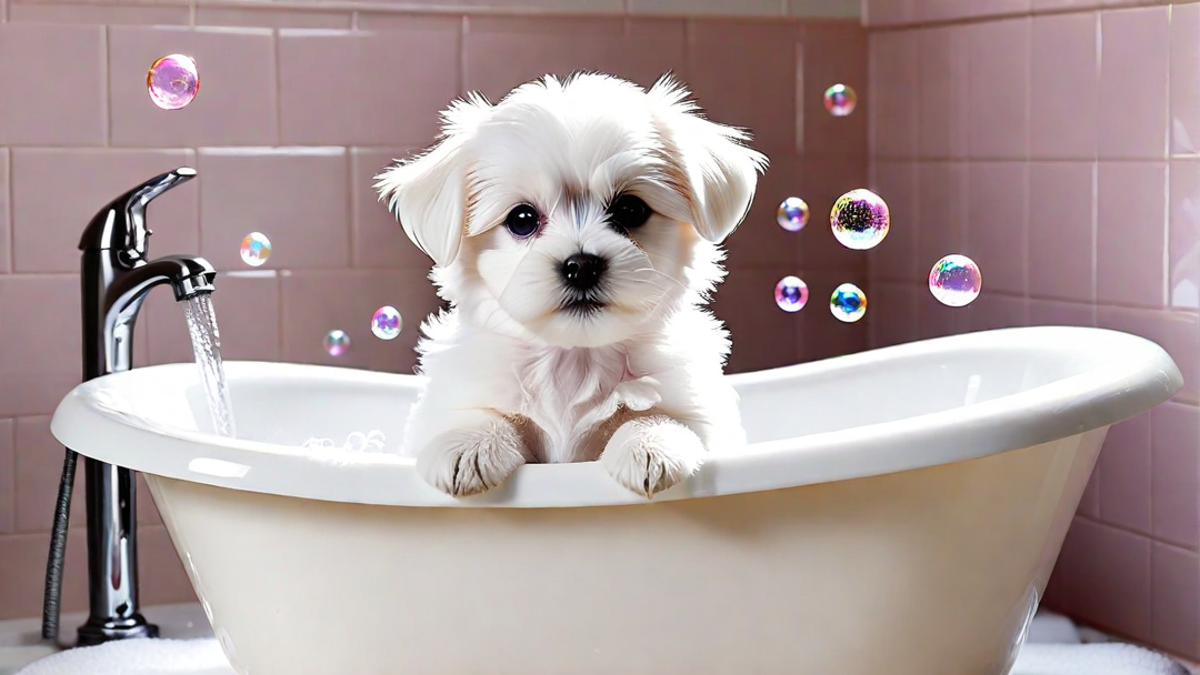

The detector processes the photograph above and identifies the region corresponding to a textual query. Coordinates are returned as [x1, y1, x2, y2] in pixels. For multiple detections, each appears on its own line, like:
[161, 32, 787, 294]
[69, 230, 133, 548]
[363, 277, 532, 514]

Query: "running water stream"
[181, 294, 386, 450]
[182, 293, 237, 438]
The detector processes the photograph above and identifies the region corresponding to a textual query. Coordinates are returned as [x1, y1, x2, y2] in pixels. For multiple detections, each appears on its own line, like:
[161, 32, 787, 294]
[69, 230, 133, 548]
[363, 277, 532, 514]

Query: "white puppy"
[375, 72, 767, 498]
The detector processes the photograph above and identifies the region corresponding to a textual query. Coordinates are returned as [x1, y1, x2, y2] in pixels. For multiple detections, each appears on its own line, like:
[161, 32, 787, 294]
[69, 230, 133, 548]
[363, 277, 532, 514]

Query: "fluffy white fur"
[375, 72, 767, 498]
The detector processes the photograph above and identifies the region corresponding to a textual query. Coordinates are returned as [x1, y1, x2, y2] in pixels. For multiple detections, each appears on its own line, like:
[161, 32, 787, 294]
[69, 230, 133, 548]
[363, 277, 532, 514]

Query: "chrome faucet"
[41, 167, 217, 647]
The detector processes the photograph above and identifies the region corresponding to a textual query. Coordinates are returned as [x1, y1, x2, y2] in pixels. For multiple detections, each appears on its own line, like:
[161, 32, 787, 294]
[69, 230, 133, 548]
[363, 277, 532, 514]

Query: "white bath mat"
[14, 638, 1193, 675]
[14, 638, 233, 675]
[1011, 643, 1190, 675]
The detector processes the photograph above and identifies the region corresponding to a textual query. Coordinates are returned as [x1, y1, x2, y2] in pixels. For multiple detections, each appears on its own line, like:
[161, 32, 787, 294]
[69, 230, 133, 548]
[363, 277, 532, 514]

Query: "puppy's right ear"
[375, 94, 492, 267]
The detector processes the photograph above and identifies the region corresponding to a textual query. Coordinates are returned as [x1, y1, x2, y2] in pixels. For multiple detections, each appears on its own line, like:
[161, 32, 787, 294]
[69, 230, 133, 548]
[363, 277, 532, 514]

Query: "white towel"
[1026, 612, 1084, 645]
[15, 638, 233, 675]
[14, 636, 1191, 675]
[1011, 642, 1191, 675]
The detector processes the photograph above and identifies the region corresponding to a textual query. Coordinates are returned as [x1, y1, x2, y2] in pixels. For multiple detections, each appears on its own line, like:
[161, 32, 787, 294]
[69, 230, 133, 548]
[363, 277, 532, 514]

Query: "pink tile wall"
[0, 5, 866, 620]
[865, 0, 1200, 662]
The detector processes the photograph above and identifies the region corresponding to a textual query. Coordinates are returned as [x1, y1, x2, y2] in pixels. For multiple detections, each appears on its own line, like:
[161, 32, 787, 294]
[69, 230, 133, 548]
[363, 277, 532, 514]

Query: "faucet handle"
[79, 167, 197, 259]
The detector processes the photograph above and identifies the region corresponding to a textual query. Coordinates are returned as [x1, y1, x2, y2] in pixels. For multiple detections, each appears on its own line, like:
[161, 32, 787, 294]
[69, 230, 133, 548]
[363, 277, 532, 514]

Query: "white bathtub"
[51, 326, 1182, 675]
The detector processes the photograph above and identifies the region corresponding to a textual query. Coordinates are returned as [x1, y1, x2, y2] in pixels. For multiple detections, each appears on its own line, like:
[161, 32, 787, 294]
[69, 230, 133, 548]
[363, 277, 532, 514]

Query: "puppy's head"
[376, 73, 767, 348]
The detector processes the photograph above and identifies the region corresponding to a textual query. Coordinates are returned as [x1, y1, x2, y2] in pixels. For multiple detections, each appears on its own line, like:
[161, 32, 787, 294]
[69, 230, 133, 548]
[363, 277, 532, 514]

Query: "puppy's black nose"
[561, 253, 607, 290]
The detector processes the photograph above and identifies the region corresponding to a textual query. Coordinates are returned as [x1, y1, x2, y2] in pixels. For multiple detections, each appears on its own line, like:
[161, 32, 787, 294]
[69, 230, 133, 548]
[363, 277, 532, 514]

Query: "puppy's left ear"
[374, 94, 492, 267]
[649, 77, 769, 244]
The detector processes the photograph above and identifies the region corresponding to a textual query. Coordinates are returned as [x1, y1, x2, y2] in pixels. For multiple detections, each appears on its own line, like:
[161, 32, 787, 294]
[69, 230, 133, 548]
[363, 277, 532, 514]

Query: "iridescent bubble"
[239, 232, 271, 267]
[830, 189, 890, 250]
[928, 254, 983, 307]
[830, 283, 867, 323]
[774, 275, 809, 313]
[776, 197, 810, 232]
[147, 54, 199, 111]
[323, 329, 350, 357]
[823, 83, 857, 117]
[370, 305, 403, 340]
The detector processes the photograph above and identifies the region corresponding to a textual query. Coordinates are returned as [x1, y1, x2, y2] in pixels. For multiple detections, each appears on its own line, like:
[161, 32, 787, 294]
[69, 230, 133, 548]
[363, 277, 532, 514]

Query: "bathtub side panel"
[1031, 426, 1107, 595]
[145, 432, 1101, 675]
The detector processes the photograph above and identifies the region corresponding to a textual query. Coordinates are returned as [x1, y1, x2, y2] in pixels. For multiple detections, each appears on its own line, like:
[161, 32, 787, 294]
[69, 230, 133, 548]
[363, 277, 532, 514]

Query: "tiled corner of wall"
[865, 0, 1200, 662]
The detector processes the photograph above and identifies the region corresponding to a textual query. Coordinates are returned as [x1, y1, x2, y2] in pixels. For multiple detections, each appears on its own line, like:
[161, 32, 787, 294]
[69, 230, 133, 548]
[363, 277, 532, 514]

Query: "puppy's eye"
[504, 204, 541, 238]
[607, 194, 652, 233]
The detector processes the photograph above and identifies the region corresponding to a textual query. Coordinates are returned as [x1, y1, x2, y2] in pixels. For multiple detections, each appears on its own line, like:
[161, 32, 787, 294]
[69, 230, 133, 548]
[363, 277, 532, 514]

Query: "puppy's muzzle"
[560, 253, 607, 291]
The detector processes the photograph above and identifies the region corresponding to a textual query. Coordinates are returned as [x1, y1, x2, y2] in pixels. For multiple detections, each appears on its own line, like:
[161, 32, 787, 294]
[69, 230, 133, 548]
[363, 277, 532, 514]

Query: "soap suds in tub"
[301, 430, 386, 453]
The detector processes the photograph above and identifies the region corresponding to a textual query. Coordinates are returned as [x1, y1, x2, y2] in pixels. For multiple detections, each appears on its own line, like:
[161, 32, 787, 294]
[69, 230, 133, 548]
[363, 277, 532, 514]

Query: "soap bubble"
[323, 329, 350, 356]
[830, 283, 867, 323]
[928, 254, 983, 307]
[831, 189, 890, 250]
[774, 275, 809, 313]
[370, 305, 403, 340]
[147, 54, 199, 111]
[366, 430, 386, 451]
[776, 197, 810, 232]
[823, 84, 857, 117]
[344, 430, 388, 452]
[345, 431, 368, 451]
[239, 232, 271, 267]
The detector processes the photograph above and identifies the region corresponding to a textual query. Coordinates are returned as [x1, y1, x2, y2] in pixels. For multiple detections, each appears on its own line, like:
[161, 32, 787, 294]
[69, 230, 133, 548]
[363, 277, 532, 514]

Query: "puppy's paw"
[417, 418, 526, 497]
[600, 415, 705, 499]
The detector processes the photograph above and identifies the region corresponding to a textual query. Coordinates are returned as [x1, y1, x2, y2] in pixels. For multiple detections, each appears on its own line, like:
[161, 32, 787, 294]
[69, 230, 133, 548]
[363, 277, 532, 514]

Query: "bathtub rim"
[51, 325, 1183, 508]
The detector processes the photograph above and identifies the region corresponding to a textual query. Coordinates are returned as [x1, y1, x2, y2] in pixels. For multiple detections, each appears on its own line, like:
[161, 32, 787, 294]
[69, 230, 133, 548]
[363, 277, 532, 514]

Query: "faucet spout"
[95, 255, 216, 379]
[106, 255, 217, 312]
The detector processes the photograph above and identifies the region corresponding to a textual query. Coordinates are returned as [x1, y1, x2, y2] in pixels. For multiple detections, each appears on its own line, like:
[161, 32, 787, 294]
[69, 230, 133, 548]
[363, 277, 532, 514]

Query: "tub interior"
[122, 331, 1107, 450]
[132, 372, 418, 450]
[735, 341, 1097, 444]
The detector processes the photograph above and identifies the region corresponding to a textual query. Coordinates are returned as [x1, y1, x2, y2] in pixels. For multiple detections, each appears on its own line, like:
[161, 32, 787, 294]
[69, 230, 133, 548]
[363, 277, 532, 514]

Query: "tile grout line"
[195, 138, 204, 331]
[1164, 160, 1173, 310]
[274, 266, 283, 358]
[793, 31, 804, 157]
[1021, 14, 1031, 318]
[870, 155, 1187, 163]
[1090, 158, 1100, 310]
[1148, 358, 1156, 644]
[344, 148, 354, 269]
[911, 19, 922, 308]
[11, 418, 23, 534]
[6, 148, 12, 274]
[103, 25, 111, 149]
[1073, 512, 1178, 550]
[277, 262, 288, 360]
[794, 17, 805, 362]
[1090, 10, 1100, 312]
[273, 27, 283, 147]
[458, 14, 468, 98]
[2, 419, 11, 533]
[865, 1, 1164, 32]
[1162, 4, 1173, 310]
